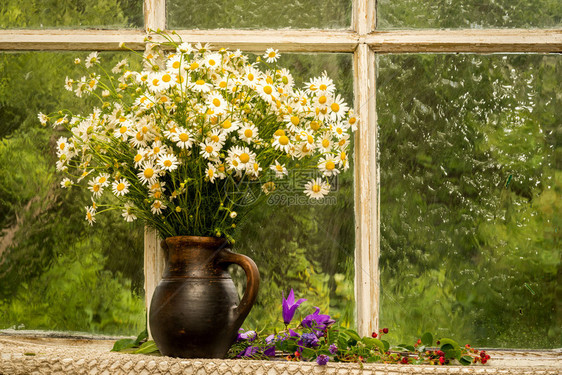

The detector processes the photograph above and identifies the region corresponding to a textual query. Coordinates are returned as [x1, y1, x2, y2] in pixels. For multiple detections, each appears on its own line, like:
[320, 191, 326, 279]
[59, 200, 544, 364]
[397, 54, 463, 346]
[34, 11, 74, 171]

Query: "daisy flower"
[243, 67, 260, 88]
[166, 54, 184, 71]
[111, 59, 128, 74]
[96, 173, 111, 187]
[137, 162, 159, 185]
[171, 127, 194, 149]
[304, 178, 330, 199]
[270, 160, 288, 178]
[316, 73, 336, 94]
[318, 156, 340, 177]
[206, 92, 227, 115]
[256, 82, 277, 102]
[177, 42, 193, 54]
[205, 163, 218, 183]
[272, 134, 292, 153]
[263, 48, 280, 63]
[204, 53, 222, 69]
[318, 135, 333, 152]
[220, 118, 239, 133]
[151, 200, 167, 215]
[122, 202, 137, 222]
[332, 122, 349, 139]
[112, 178, 130, 197]
[64, 77, 74, 91]
[114, 120, 133, 141]
[37, 112, 49, 126]
[85, 52, 99, 68]
[88, 178, 104, 198]
[328, 94, 349, 121]
[200, 141, 220, 159]
[238, 123, 259, 144]
[85, 206, 96, 225]
[205, 131, 226, 146]
[191, 79, 211, 93]
[157, 153, 179, 172]
[60, 178, 72, 189]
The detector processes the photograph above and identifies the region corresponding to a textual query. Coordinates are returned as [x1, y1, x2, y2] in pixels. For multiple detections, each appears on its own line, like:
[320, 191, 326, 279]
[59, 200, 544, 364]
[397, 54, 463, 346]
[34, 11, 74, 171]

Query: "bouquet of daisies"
[39, 33, 357, 241]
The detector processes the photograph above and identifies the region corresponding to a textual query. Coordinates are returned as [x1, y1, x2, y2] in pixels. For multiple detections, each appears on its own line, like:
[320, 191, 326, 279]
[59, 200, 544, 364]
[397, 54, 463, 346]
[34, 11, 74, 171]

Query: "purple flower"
[298, 332, 319, 349]
[237, 329, 257, 342]
[329, 344, 338, 355]
[240, 346, 260, 357]
[282, 289, 307, 325]
[301, 307, 335, 333]
[316, 354, 330, 366]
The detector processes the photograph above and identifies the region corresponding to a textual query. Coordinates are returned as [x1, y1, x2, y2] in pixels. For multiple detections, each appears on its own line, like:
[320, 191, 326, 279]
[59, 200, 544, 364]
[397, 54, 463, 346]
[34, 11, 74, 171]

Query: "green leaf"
[366, 355, 381, 363]
[134, 341, 160, 354]
[460, 356, 473, 366]
[361, 337, 385, 353]
[111, 338, 136, 352]
[421, 332, 433, 346]
[439, 338, 460, 350]
[343, 329, 361, 342]
[381, 340, 390, 352]
[396, 344, 415, 352]
[134, 329, 148, 346]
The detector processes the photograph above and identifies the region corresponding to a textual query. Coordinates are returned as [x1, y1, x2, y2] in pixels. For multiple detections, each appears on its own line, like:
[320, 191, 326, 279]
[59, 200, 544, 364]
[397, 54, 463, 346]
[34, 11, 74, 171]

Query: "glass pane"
[234, 53, 356, 331]
[377, 0, 562, 29]
[0, 52, 145, 335]
[377, 54, 561, 348]
[0, 0, 142, 29]
[167, 0, 352, 29]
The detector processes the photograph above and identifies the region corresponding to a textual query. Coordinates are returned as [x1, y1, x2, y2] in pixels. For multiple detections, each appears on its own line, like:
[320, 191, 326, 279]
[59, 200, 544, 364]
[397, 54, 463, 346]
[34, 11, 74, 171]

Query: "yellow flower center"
[179, 133, 189, 142]
[154, 191, 162, 199]
[274, 129, 285, 137]
[339, 139, 346, 146]
[211, 135, 220, 142]
[276, 165, 283, 172]
[164, 160, 172, 167]
[190, 62, 199, 70]
[219, 81, 227, 88]
[278, 136, 289, 146]
[325, 161, 335, 170]
[308, 135, 314, 144]
[218, 164, 225, 172]
[196, 79, 205, 85]
[172, 61, 180, 69]
[290, 116, 299, 126]
[208, 169, 214, 177]
[312, 184, 321, 193]
[59, 144, 65, 150]
[209, 59, 216, 66]
[349, 117, 356, 125]
[268, 51, 276, 58]
[142, 126, 149, 133]
[93, 185, 100, 192]
[244, 129, 253, 138]
[205, 145, 214, 153]
[331, 103, 340, 112]
[222, 119, 232, 129]
[318, 95, 327, 104]
[134, 154, 142, 162]
[253, 163, 259, 171]
[310, 121, 320, 131]
[152, 78, 160, 86]
[154, 201, 161, 209]
[247, 73, 254, 81]
[319, 84, 327, 91]
[340, 152, 347, 160]
[144, 168, 154, 178]
[239, 153, 250, 163]
[119, 126, 128, 134]
[336, 127, 343, 134]
[99, 177, 107, 184]
[263, 86, 272, 95]
[322, 139, 330, 148]
[87, 212, 93, 220]
[212, 98, 221, 107]
[162, 74, 172, 82]
[136, 132, 144, 141]
[153, 147, 160, 153]
[117, 183, 125, 191]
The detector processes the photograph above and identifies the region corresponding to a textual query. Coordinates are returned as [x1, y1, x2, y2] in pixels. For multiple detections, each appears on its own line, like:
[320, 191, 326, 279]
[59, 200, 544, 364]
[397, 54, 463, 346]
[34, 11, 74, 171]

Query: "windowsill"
[1, 333, 560, 375]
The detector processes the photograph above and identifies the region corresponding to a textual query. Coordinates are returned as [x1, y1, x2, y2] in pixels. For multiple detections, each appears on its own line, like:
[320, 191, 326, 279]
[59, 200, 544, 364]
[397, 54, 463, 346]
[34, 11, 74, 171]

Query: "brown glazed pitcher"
[149, 235, 260, 358]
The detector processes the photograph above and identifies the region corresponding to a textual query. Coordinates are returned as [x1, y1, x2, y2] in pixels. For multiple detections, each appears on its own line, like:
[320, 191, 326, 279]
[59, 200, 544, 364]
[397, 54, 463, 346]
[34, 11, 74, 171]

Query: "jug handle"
[217, 249, 260, 327]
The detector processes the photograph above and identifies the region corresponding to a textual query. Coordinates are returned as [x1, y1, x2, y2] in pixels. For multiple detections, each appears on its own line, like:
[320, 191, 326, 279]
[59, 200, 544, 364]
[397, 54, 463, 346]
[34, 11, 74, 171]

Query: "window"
[0, 0, 559, 349]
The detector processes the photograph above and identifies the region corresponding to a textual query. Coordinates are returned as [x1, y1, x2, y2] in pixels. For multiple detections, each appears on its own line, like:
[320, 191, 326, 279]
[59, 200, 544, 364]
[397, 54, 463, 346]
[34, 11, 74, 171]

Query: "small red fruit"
[439, 356, 445, 365]
[382, 328, 389, 334]
[480, 351, 486, 358]
[436, 340, 440, 345]
[372, 332, 378, 338]
[481, 358, 488, 364]
[436, 350, 445, 357]
[417, 339, 422, 345]
[294, 351, 300, 357]
[486, 355, 491, 360]
[401, 357, 409, 364]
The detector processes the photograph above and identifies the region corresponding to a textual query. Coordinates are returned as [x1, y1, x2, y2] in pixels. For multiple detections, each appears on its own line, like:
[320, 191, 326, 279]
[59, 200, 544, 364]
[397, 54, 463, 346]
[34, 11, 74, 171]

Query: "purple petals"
[301, 307, 335, 333]
[282, 289, 307, 325]
[316, 354, 330, 366]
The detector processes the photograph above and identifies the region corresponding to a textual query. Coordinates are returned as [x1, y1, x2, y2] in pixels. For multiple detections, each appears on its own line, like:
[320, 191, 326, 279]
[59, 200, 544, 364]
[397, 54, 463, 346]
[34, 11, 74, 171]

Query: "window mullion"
[353, 43, 379, 337]
[145, 0, 166, 32]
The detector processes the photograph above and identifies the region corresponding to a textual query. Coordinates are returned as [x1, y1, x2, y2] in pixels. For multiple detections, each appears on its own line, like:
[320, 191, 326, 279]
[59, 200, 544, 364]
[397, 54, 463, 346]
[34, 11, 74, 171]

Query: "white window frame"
[1, 0, 560, 339]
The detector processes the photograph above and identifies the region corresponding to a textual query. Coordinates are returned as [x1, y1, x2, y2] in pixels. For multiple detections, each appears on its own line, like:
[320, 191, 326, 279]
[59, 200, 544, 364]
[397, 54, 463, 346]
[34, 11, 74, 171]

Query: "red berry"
[401, 357, 409, 364]
[481, 358, 487, 364]
[417, 339, 422, 345]
[436, 350, 445, 357]
[382, 328, 389, 334]
[294, 351, 300, 357]
[439, 356, 445, 365]
[436, 340, 440, 345]
[480, 351, 486, 358]
[372, 332, 378, 338]
[486, 355, 490, 360]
